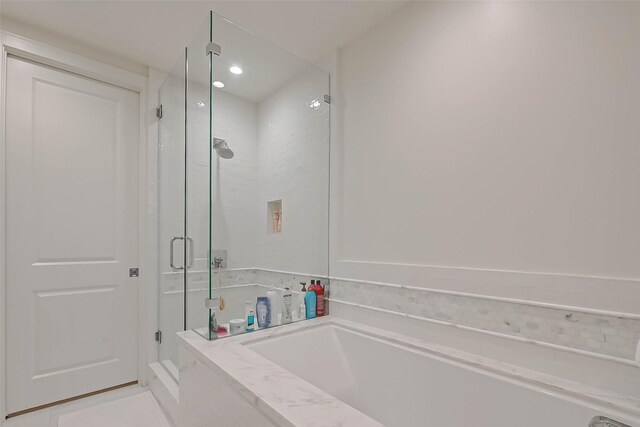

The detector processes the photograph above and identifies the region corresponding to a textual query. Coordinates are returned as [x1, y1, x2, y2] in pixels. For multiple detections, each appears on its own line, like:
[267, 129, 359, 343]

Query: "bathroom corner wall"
[328, 0, 640, 381]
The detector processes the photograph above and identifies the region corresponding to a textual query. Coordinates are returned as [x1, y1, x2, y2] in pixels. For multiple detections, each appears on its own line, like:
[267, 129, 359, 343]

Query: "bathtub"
[178, 317, 640, 427]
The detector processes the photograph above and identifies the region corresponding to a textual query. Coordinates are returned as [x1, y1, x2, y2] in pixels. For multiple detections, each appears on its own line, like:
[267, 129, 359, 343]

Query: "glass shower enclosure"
[157, 12, 330, 382]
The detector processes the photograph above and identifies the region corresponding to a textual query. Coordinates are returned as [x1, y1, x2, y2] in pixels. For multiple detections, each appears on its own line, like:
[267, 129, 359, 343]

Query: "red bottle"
[309, 280, 325, 316]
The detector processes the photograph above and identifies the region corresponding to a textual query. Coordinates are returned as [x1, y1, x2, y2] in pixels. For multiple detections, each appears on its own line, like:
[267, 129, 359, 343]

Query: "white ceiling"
[0, 0, 407, 74]
[183, 12, 334, 102]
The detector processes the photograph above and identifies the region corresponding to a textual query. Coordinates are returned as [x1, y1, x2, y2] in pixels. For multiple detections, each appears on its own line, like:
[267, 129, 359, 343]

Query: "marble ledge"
[177, 318, 381, 427]
[332, 318, 640, 418]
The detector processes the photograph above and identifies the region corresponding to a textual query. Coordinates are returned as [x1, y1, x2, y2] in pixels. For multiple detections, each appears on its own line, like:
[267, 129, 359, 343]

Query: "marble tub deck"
[178, 317, 640, 426]
[179, 318, 382, 427]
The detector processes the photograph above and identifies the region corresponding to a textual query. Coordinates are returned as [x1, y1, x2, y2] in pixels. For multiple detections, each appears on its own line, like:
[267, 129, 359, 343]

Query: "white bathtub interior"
[246, 323, 637, 427]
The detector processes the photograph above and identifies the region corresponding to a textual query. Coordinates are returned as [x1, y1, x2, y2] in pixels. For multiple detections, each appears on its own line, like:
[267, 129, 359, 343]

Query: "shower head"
[213, 138, 234, 159]
[217, 146, 234, 159]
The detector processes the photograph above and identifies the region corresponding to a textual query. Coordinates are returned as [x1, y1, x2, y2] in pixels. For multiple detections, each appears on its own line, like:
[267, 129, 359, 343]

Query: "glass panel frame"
[157, 10, 333, 382]
[197, 11, 331, 341]
[184, 13, 216, 338]
[156, 48, 187, 382]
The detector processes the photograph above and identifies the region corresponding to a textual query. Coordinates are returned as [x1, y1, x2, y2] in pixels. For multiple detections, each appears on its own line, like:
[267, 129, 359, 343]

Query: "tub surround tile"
[178, 318, 640, 423]
[330, 279, 640, 362]
[160, 268, 326, 293]
[336, 318, 640, 419]
[161, 269, 258, 293]
[331, 302, 640, 401]
[164, 268, 640, 362]
[251, 268, 328, 291]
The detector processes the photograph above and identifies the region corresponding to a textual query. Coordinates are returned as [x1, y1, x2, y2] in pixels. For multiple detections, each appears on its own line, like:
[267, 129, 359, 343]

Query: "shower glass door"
[157, 13, 212, 381]
[157, 51, 186, 382]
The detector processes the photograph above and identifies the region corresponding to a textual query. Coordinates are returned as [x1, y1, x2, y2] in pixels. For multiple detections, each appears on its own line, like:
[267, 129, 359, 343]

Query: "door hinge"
[206, 42, 222, 56]
[155, 330, 162, 344]
[156, 105, 163, 119]
[324, 94, 331, 104]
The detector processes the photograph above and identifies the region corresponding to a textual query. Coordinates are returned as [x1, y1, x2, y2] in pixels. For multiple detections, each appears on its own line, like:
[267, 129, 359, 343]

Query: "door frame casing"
[0, 31, 149, 419]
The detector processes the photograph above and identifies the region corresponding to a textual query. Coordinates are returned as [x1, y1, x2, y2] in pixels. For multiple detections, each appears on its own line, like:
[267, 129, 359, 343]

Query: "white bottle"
[282, 288, 293, 324]
[298, 282, 307, 320]
[266, 286, 281, 326]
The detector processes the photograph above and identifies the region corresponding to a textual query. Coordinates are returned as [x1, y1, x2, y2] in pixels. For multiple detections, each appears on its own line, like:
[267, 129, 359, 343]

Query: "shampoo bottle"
[309, 280, 325, 317]
[305, 285, 317, 319]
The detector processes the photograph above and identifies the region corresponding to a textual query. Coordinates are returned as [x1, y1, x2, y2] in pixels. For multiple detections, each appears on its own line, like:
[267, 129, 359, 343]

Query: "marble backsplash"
[330, 278, 640, 362]
[161, 268, 327, 293]
[162, 268, 640, 362]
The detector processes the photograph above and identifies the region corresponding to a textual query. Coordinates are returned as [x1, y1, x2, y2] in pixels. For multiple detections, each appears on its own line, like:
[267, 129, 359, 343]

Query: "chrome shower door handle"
[170, 236, 185, 270]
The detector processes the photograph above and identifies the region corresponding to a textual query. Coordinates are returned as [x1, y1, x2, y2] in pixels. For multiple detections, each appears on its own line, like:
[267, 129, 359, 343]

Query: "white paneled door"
[5, 56, 139, 414]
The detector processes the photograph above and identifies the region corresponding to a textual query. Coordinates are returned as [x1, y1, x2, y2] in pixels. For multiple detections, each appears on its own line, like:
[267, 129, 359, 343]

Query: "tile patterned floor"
[3, 387, 171, 427]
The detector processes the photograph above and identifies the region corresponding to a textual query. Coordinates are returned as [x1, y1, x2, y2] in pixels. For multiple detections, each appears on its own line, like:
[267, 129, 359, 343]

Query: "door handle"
[170, 236, 185, 270]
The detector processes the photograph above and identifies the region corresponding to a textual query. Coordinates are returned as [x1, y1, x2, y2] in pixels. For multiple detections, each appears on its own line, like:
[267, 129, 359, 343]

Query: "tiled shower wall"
[255, 68, 330, 275]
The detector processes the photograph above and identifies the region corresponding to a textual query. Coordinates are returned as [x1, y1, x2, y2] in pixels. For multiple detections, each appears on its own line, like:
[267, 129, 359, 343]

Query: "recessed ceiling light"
[213, 81, 225, 88]
[229, 65, 243, 75]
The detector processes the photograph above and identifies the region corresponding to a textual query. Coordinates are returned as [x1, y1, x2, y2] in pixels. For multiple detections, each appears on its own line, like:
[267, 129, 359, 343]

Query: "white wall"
[332, 1, 640, 312]
[0, 17, 147, 76]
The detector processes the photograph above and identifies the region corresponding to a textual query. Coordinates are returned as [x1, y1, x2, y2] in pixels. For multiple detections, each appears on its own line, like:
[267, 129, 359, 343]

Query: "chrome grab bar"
[589, 416, 631, 427]
[170, 236, 185, 270]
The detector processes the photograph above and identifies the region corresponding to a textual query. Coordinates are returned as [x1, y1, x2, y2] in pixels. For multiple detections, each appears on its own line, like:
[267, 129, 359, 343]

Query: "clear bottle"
[256, 296, 269, 328]
[282, 288, 293, 323]
[299, 282, 307, 319]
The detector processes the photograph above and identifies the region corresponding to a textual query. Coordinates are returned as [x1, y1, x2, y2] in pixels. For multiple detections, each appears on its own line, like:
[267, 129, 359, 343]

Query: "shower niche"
[157, 11, 330, 382]
[267, 200, 282, 234]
